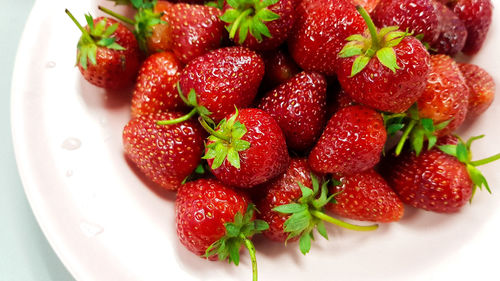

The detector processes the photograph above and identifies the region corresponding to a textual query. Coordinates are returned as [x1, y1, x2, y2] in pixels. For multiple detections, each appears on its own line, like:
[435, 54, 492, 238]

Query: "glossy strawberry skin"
[336, 36, 431, 113]
[431, 1, 468, 56]
[452, 0, 493, 55]
[327, 170, 404, 223]
[78, 17, 141, 90]
[288, 0, 365, 76]
[308, 105, 387, 175]
[179, 47, 265, 123]
[261, 48, 300, 91]
[417, 55, 469, 136]
[131, 52, 185, 117]
[257, 158, 318, 242]
[176, 179, 250, 257]
[208, 108, 290, 188]
[459, 63, 496, 119]
[123, 112, 204, 191]
[149, 1, 225, 64]
[385, 137, 473, 213]
[372, 0, 440, 45]
[258, 71, 327, 151]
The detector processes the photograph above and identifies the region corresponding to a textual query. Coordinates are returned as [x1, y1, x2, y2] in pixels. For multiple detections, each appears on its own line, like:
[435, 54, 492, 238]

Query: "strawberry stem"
[310, 210, 378, 232]
[229, 9, 253, 39]
[65, 9, 93, 42]
[157, 108, 197, 125]
[470, 153, 500, 167]
[356, 5, 379, 50]
[395, 119, 417, 156]
[198, 116, 232, 142]
[98, 5, 135, 25]
[242, 236, 258, 281]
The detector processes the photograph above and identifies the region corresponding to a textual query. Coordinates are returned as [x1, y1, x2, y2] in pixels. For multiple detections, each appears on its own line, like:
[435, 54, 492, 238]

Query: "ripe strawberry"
[258, 71, 327, 152]
[336, 6, 431, 113]
[66, 11, 141, 90]
[221, 0, 295, 51]
[179, 47, 265, 123]
[131, 52, 184, 117]
[431, 1, 468, 56]
[176, 179, 268, 280]
[260, 48, 300, 91]
[327, 170, 404, 223]
[386, 135, 499, 213]
[288, 0, 365, 76]
[308, 105, 387, 175]
[257, 158, 378, 254]
[459, 63, 496, 119]
[372, 0, 441, 45]
[123, 111, 204, 191]
[451, 0, 493, 55]
[204, 108, 290, 188]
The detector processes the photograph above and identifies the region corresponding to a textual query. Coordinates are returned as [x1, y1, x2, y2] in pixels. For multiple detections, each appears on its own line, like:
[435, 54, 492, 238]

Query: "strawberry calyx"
[204, 204, 269, 281]
[384, 104, 451, 156]
[202, 108, 251, 170]
[273, 174, 378, 255]
[438, 135, 500, 199]
[221, 0, 281, 44]
[338, 5, 409, 77]
[206, 0, 225, 10]
[66, 10, 125, 70]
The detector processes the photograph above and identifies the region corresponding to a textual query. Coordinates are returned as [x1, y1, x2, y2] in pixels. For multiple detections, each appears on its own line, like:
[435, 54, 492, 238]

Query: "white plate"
[11, 1, 500, 281]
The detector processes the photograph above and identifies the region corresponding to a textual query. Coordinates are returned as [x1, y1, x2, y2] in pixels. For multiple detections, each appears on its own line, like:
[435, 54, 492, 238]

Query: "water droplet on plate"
[66, 170, 74, 177]
[46, 61, 56, 68]
[80, 221, 104, 237]
[61, 138, 81, 150]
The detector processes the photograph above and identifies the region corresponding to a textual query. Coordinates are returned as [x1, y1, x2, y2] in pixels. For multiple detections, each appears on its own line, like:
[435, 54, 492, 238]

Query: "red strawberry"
[204, 108, 290, 188]
[176, 179, 268, 280]
[451, 0, 493, 55]
[308, 105, 387, 175]
[131, 52, 184, 117]
[327, 170, 404, 223]
[431, 1, 468, 56]
[336, 6, 431, 113]
[66, 11, 141, 90]
[288, 0, 365, 76]
[123, 111, 204, 191]
[261, 48, 300, 91]
[258, 71, 327, 151]
[221, 0, 295, 51]
[459, 63, 496, 119]
[386, 135, 499, 213]
[372, 0, 441, 45]
[179, 47, 265, 123]
[257, 158, 378, 254]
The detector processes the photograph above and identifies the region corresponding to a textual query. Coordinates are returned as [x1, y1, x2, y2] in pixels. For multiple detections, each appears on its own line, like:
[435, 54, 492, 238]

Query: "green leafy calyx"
[221, 0, 280, 44]
[338, 5, 409, 77]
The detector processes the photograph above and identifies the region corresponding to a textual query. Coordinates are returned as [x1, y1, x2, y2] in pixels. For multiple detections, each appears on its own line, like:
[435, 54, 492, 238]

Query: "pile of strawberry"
[68, 0, 498, 279]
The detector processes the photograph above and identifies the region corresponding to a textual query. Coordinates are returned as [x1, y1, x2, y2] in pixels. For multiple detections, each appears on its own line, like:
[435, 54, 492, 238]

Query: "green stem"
[356, 5, 379, 50]
[198, 117, 231, 142]
[242, 236, 258, 281]
[395, 119, 417, 156]
[157, 108, 197, 125]
[65, 9, 94, 42]
[470, 153, 500, 167]
[311, 210, 378, 232]
[229, 9, 253, 39]
[98, 5, 135, 25]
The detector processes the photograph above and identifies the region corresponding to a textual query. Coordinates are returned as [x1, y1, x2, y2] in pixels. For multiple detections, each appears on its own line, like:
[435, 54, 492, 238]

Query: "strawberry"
[221, 0, 295, 51]
[178, 47, 265, 123]
[431, 1, 468, 56]
[451, 0, 493, 55]
[336, 6, 431, 113]
[288, 0, 365, 76]
[260, 48, 300, 91]
[257, 158, 378, 254]
[308, 105, 387, 175]
[386, 135, 499, 213]
[204, 108, 290, 188]
[175, 179, 268, 280]
[123, 111, 204, 191]
[258, 71, 327, 152]
[327, 170, 404, 223]
[131, 52, 184, 117]
[372, 0, 441, 45]
[459, 63, 496, 119]
[66, 11, 141, 90]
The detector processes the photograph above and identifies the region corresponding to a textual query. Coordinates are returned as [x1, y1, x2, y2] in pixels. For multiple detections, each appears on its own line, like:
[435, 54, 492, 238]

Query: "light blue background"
[1, 1, 75, 280]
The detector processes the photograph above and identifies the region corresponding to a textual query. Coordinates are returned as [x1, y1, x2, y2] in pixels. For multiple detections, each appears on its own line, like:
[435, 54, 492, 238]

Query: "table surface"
[1, 1, 75, 280]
